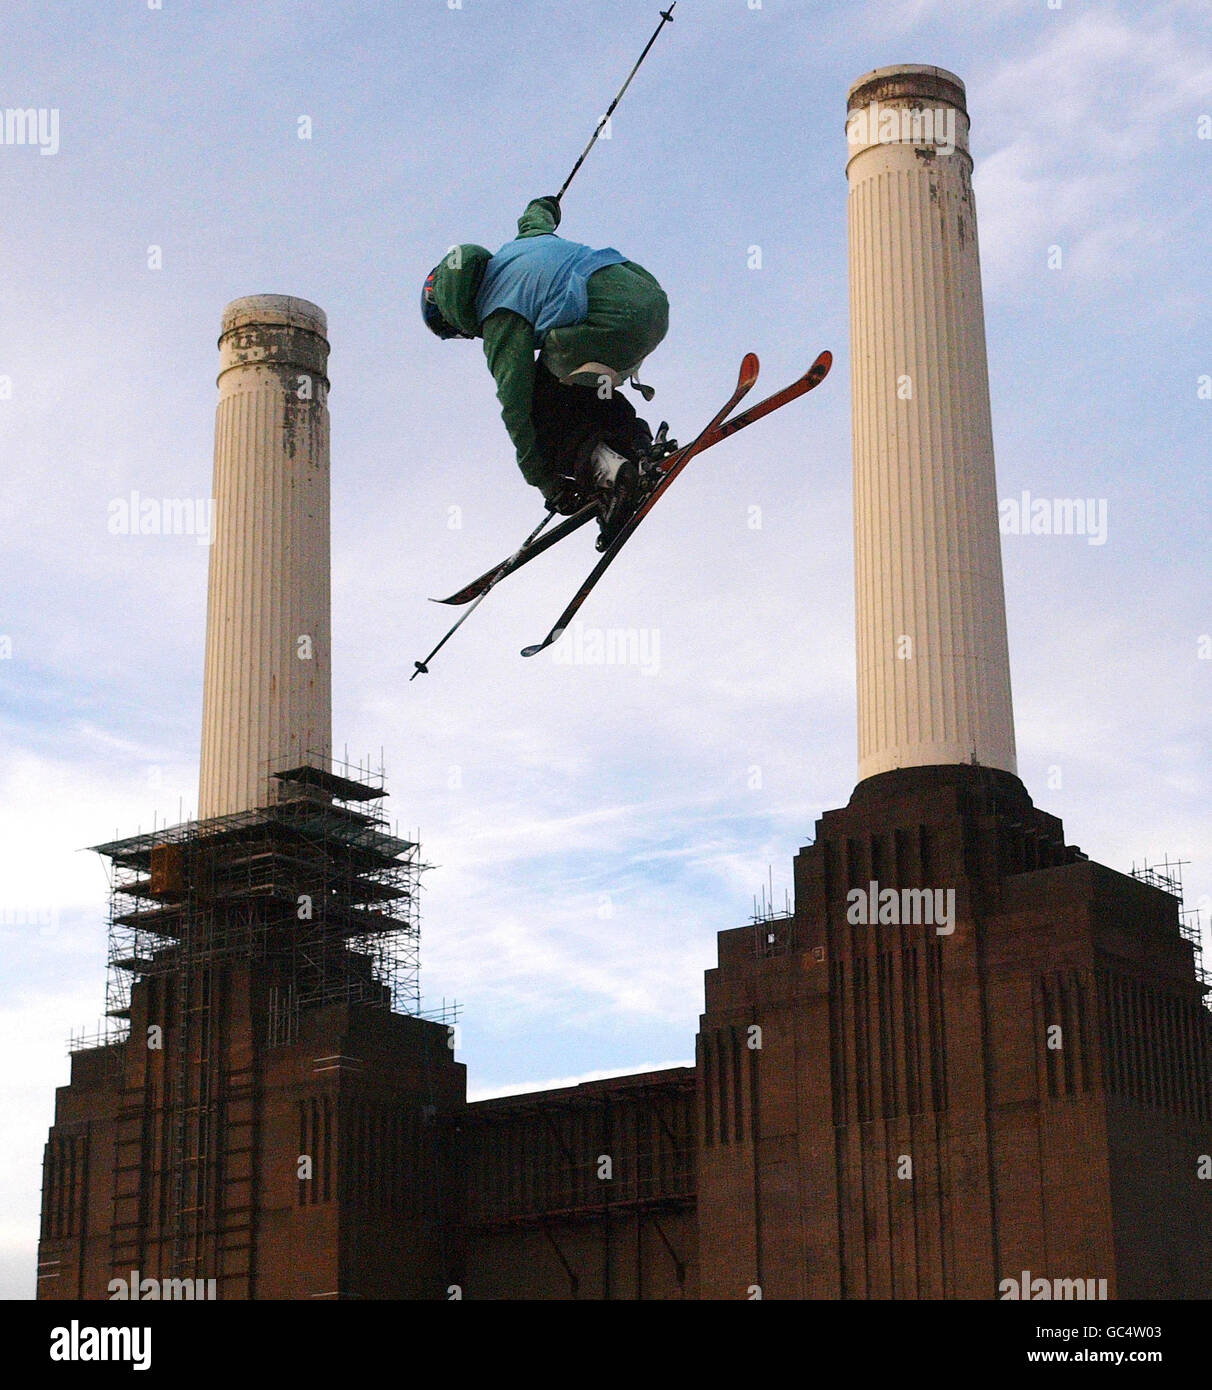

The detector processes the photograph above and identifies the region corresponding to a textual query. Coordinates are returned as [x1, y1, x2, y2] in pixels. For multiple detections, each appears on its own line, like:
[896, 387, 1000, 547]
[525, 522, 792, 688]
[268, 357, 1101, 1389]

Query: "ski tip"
[812, 349, 833, 380]
[740, 352, 760, 388]
[521, 629, 562, 659]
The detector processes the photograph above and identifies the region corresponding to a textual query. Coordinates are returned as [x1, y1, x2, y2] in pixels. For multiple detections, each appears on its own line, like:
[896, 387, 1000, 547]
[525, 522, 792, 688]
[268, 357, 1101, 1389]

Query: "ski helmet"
[421, 265, 471, 340]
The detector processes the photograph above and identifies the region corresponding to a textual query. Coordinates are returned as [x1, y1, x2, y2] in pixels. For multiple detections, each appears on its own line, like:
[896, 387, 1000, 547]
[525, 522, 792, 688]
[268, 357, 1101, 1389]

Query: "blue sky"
[1, 0, 1209, 1298]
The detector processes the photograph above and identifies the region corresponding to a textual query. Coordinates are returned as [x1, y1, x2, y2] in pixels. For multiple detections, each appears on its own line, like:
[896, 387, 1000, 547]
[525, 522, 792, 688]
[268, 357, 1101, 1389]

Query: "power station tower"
[38, 298, 465, 1301]
[693, 65, 1212, 1301]
[199, 296, 333, 819]
[846, 66, 1016, 780]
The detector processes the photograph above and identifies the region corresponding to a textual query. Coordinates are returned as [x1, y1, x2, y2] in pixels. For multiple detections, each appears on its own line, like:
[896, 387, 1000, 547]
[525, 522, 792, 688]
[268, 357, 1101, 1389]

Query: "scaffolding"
[751, 868, 794, 958]
[78, 755, 429, 1281]
[1130, 854, 1211, 1003]
[89, 758, 426, 1047]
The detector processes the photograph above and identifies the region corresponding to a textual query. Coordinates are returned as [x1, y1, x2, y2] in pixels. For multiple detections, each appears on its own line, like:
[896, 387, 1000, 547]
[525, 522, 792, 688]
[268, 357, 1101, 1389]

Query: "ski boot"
[583, 421, 679, 552]
[603, 422, 679, 547]
[587, 441, 639, 551]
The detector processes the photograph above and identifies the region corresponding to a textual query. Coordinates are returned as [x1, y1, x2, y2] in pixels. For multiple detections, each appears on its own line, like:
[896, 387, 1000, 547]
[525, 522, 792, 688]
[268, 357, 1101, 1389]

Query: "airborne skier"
[420, 194, 669, 542]
[409, 3, 828, 677]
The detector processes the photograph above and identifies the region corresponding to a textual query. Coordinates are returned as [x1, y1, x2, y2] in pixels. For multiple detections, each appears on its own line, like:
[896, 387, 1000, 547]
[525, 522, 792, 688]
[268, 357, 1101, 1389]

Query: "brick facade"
[38, 766, 1212, 1299]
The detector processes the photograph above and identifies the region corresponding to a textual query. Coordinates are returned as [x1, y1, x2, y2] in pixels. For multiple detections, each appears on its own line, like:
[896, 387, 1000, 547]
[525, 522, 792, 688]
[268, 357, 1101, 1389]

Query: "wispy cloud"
[975, 7, 1212, 291]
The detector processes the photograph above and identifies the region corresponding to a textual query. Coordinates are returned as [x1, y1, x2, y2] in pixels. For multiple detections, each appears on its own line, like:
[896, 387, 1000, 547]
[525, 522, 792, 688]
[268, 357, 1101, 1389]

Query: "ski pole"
[411, 509, 558, 679]
[556, 3, 676, 203]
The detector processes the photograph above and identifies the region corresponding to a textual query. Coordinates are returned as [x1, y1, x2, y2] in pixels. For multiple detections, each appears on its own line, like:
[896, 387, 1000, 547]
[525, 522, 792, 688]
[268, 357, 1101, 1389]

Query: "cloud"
[975, 7, 1212, 291]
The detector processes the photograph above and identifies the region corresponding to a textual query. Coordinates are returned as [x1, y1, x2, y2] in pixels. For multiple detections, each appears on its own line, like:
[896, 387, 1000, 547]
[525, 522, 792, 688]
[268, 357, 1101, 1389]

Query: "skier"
[421, 195, 669, 542]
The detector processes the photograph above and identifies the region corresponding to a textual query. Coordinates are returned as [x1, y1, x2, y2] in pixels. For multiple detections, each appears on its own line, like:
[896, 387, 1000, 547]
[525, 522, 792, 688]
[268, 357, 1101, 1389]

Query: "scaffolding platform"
[85, 758, 427, 1051]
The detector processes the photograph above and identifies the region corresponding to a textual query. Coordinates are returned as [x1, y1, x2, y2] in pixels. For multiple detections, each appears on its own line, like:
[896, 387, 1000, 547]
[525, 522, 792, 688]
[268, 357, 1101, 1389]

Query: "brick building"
[37, 763, 1212, 1300]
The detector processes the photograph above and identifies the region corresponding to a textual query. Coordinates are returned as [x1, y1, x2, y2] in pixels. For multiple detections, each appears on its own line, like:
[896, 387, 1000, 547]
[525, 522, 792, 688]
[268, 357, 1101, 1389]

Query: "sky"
[1, 0, 1209, 1299]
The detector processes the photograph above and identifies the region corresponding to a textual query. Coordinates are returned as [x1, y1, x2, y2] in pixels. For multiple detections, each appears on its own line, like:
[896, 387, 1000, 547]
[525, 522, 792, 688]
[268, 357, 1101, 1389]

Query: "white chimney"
[846, 65, 1017, 782]
[198, 295, 332, 819]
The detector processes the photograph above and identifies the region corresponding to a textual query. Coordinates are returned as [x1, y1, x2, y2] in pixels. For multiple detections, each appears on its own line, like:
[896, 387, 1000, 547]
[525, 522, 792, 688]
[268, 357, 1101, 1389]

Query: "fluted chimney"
[846, 65, 1016, 782]
[198, 295, 332, 818]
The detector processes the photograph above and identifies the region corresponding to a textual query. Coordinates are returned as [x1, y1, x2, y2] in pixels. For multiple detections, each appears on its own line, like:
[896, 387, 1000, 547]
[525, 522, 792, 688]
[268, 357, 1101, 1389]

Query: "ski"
[520, 348, 831, 658]
[520, 351, 762, 659]
[699, 347, 831, 449]
[435, 350, 832, 607]
[410, 508, 559, 679]
[433, 503, 599, 606]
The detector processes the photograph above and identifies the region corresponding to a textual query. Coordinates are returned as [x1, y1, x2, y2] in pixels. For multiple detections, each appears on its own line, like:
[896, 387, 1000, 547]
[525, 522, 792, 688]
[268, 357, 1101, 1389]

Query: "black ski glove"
[543, 475, 584, 515]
